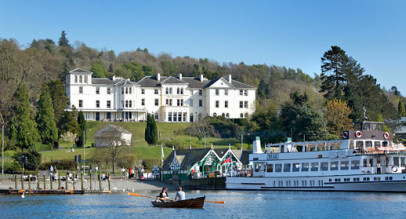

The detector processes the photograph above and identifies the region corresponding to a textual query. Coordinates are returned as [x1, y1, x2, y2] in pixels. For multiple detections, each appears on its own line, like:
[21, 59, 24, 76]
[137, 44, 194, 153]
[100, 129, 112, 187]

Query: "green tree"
[280, 92, 328, 141]
[13, 150, 42, 171]
[59, 107, 80, 139]
[58, 30, 71, 47]
[9, 83, 39, 149]
[145, 114, 158, 145]
[36, 85, 58, 145]
[323, 99, 353, 137]
[47, 80, 69, 129]
[76, 111, 86, 147]
[398, 100, 406, 117]
[90, 60, 108, 78]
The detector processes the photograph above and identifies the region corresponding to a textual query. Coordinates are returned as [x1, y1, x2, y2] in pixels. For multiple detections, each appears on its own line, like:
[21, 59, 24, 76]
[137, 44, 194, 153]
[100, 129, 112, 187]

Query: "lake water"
[1, 190, 406, 218]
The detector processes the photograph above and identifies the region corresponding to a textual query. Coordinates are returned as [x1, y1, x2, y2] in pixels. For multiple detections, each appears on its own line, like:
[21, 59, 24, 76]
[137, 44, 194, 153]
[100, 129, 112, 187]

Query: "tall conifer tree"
[36, 85, 58, 145]
[9, 83, 39, 149]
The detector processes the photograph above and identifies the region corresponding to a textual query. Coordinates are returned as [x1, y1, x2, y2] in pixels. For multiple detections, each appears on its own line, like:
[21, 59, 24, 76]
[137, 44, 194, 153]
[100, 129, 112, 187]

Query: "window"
[311, 162, 319, 171]
[213, 113, 217, 117]
[125, 100, 128, 108]
[225, 101, 228, 108]
[190, 99, 193, 107]
[222, 113, 225, 117]
[225, 89, 228, 96]
[168, 112, 172, 122]
[244, 90, 248, 96]
[283, 164, 291, 172]
[341, 161, 349, 170]
[226, 113, 229, 118]
[177, 88, 180, 94]
[96, 87, 100, 94]
[199, 90, 202, 96]
[155, 99, 159, 106]
[394, 157, 400, 166]
[244, 101, 248, 108]
[154, 89, 158, 95]
[166, 99, 173, 106]
[181, 88, 183, 94]
[215, 89, 219, 95]
[301, 163, 309, 171]
[351, 160, 360, 170]
[240, 89, 243, 96]
[321, 162, 328, 171]
[79, 87, 83, 94]
[107, 101, 111, 108]
[75, 75, 78, 83]
[275, 164, 282, 172]
[79, 75, 82, 83]
[215, 101, 219, 108]
[178, 112, 182, 122]
[166, 88, 169, 94]
[96, 100, 100, 108]
[141, 89, 145, 94]
[292, 163, 300, 172]
[177, 99, 184, 106]
[154, 112, 159, 120]
[173, 112, 177, 122]
[106, 112, 111, 120]
[266, 164, 273, 172]
[84, 76, 88, 83]
[169, 88, 173, 94]
[129, 100, 132, 108]
[107, 88, 111, 94]
[199, 99, 203, 107]
[141, 99, 145, 106]
[240, 101, 243, 108]
[121, 88, 124, 94]
[79, 100, 83, 108]
[183, 112, 187, 122]
[190, 114, 194, 122]
[240, 113, 244, 118]
[128, 87, 132, 94]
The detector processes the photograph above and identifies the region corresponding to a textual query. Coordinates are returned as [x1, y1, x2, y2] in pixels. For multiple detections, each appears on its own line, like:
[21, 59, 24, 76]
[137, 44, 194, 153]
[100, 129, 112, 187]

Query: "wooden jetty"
[0, 189, 85, 195]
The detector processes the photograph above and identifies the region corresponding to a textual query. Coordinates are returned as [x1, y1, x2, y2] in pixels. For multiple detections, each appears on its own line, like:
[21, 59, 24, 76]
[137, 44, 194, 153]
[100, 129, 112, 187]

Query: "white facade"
[66, 68, 256, 122]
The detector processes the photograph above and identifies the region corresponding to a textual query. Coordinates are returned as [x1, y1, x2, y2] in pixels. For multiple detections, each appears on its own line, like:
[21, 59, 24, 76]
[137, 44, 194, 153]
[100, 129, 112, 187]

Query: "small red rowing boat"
[151, 196, 205, 208]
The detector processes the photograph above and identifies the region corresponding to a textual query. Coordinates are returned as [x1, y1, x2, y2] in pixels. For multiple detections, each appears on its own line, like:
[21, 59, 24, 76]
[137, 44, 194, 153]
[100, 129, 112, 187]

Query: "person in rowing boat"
[156, 187, 170, 202]
[174, 187, 185, 201]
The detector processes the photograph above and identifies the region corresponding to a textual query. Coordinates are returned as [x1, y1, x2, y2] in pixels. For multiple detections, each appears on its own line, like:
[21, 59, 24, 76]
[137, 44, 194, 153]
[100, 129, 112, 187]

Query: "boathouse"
[161, 147, 247, 180]
[94, 124, 132, 147]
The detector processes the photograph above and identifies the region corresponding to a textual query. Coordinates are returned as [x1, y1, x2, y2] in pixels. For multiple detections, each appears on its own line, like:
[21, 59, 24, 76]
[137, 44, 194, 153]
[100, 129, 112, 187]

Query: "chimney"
[178, 73, 182, 80]
[199, 74, 204, 81]
[228, 74, 232, 83]
[253, 136, 263, 154]
[156, 73, 160, 81]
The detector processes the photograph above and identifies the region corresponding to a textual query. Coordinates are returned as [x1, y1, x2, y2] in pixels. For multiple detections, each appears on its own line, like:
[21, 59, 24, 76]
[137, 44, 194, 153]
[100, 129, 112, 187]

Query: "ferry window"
[363, 159, 368, 167]
[365, 141, 373, 148]
[369, 159, 373, 167]
[394, 157, 400, 166]
[350, 141, 355, 149]
[401, 157, 406, 167]
[292, 163, 300, 172]
[331, 142, 341, 150]
[321, 162, 328, 171]
[255, 163, 262, 172]
[307, 143, 316, 152]
[301, 163, 309, 171]
[330, 162, 339, 171]
[266, 164, 273, 173]
[275, 164, 282, 172]
[296, 144, 304, 152]
[382, 141, 388, 147]
[356, 141, 364, 149]
[351, 160, 360, 170]
[280, 145, 285, 153]
[340, 161, 349, 170]
[317, 143, 328, 151]
[283, 164, 291, 172]
[374, 141, 381, 147]
[311, 162, 319, 171]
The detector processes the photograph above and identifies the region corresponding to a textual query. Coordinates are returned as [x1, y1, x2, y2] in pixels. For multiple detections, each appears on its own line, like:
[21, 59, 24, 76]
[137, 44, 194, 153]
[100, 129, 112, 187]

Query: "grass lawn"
[33, 121, 252, 162]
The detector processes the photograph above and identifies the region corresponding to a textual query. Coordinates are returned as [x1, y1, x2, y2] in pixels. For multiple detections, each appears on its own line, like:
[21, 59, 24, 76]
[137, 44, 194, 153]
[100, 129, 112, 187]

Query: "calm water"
[1, 190, 406, 218]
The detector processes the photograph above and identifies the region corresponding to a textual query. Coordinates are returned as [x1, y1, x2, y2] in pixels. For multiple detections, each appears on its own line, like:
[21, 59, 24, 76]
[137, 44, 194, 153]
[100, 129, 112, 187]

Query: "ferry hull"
[226, 174, 406, 192]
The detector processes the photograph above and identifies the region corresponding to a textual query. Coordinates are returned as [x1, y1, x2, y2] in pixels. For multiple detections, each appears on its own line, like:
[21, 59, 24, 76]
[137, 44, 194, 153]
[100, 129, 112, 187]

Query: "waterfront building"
[94, 124, 132, 147]
[161, 148, 247, 180]
[65, 68, 256, 122]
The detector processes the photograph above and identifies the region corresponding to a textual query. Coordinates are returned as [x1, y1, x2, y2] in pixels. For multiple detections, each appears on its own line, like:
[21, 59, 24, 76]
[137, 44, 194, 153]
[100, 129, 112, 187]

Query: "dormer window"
[79, 75, 83, 83]
[75, 75, 78, 83]
[84, 76, 88, 83]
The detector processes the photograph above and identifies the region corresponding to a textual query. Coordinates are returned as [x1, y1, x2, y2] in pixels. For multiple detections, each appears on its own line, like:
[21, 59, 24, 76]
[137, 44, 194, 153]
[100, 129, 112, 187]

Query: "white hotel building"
[65, 68, 256, 122]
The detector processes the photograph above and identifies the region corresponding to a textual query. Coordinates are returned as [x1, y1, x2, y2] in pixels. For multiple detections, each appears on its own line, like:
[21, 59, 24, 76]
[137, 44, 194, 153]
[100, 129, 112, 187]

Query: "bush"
[38, 160, 77, 170]
[4, 161, 22, 174]
[13, 150, 42, 171]
[142, 159, 160, 171]
[164, 139, 190, 150]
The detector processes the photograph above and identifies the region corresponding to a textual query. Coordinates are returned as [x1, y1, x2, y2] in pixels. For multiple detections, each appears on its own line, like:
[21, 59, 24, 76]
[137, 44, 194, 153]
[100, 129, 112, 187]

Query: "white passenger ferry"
[226, 121, 406, 192]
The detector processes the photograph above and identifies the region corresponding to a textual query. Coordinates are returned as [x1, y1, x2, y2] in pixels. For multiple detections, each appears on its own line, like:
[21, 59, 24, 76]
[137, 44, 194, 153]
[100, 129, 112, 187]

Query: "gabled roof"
[204, 77, 235, 89]
[162, 148, 211, 171]
[181, 77, 209, 88]
[161, 76, 187, 84]
[228, 78, 256, 89]
[137, 75, 166, 87]
[94, 124, 131, 137]
[70, 68, 92, 74]
[92, 78, 137, 86]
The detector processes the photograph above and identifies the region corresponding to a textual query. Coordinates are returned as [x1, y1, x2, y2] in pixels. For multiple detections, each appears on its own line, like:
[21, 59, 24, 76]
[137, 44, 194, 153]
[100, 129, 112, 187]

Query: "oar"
[128, 192, 225, 204]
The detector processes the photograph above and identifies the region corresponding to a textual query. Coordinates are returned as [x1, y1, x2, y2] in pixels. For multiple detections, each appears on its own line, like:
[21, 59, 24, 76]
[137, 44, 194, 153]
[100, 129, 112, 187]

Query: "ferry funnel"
[253, 136, 263, 154]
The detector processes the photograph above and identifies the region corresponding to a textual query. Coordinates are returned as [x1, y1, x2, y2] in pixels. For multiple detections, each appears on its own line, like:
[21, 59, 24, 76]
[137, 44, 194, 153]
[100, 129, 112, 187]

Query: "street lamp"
[240, 132, 250, 150]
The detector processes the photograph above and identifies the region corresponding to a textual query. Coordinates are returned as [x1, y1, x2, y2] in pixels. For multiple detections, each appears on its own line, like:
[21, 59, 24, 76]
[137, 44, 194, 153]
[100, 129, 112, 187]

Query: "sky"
[1, 0, 405, 93]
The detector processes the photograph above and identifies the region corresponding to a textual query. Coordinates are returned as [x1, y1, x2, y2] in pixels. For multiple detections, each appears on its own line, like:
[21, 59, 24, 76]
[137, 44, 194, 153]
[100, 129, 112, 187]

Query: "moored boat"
[151, 196, 205, 208]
